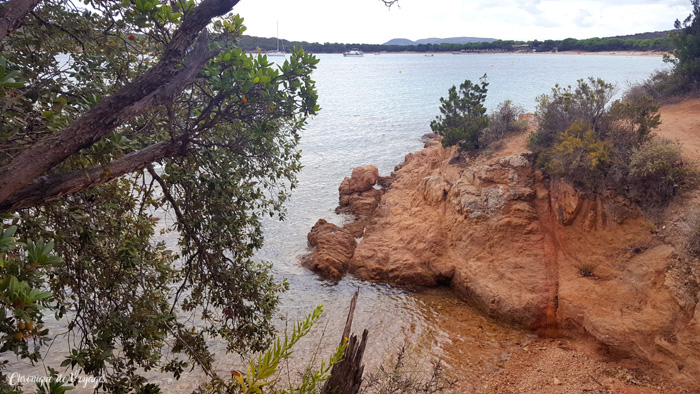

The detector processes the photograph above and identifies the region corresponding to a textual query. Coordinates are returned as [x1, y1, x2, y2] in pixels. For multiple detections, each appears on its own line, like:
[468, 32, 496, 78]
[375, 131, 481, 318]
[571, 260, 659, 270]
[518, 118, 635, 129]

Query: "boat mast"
[276, 21, 280, 52]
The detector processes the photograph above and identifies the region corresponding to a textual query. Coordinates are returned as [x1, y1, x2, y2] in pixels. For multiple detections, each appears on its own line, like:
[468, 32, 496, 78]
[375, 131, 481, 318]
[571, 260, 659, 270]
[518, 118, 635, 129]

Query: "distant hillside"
[383, 37, 497, 46]
[608, 30, 672, 40]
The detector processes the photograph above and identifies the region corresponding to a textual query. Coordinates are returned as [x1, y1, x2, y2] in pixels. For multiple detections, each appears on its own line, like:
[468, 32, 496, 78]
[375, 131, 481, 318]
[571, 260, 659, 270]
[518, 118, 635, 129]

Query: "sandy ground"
[456, 100, 700, 394]
[656, 98, 700, 162]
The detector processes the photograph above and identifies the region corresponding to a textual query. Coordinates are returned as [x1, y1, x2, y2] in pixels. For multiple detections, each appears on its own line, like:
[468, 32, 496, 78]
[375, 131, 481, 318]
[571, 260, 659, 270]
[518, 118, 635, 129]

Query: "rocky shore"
[303, 100, 700, 391]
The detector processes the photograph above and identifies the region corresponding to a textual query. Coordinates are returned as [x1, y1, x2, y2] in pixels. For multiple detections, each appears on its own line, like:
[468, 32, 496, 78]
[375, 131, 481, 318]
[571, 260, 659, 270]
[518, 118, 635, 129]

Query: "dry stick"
[589, 374, 604, 388]
[322, 290, 368, 394]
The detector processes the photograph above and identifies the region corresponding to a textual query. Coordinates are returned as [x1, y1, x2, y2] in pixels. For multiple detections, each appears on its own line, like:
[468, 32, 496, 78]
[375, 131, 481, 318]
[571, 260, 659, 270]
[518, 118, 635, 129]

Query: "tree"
[0, 0, 319, 391]
[666, 0, 700, 90]
[430, 75, 489, 150]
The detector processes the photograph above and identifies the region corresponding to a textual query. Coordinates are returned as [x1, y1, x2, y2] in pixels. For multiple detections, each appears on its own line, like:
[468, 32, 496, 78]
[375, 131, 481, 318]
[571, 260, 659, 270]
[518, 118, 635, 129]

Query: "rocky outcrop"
[304, 135, 700, 389]
[337, 165, 382, 218]
[302, 219, 357, 281]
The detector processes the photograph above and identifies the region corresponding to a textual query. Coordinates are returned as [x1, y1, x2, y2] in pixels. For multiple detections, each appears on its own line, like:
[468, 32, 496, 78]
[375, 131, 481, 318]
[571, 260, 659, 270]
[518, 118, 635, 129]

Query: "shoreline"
[292, 50, 669, 58]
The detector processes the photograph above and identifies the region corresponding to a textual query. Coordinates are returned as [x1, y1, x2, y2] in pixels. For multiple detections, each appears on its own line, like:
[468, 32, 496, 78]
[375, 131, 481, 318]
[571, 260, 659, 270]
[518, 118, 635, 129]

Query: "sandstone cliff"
[304, 130, 700, 388]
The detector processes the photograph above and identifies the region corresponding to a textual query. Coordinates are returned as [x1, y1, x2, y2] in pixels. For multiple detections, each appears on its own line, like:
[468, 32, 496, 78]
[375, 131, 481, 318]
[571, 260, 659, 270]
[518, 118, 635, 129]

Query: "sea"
[5, 52, 668, 392]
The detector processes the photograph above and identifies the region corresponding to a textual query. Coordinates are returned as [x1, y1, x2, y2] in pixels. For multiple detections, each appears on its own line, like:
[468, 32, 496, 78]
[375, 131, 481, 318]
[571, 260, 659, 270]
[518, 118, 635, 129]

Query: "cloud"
[573, 9, 595, 28]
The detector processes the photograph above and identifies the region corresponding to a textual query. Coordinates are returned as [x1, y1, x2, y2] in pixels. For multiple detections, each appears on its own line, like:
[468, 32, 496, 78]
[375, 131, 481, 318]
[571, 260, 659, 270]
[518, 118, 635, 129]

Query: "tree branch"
[0, 0, 240, 208]
[0, 0, 42, 41]
[0, 140, 189, 212]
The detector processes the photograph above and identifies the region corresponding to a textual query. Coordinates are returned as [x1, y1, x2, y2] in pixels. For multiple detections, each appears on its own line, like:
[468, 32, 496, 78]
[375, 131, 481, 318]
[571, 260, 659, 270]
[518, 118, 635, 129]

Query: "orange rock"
[304, 126, 700, 389]
[338, 165, 379, 195]
[303, 219, 357, 282]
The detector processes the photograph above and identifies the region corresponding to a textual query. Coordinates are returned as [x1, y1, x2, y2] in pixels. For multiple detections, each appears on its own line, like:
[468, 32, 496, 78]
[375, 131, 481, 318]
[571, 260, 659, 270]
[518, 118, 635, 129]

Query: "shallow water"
[3, 53, 667, 392]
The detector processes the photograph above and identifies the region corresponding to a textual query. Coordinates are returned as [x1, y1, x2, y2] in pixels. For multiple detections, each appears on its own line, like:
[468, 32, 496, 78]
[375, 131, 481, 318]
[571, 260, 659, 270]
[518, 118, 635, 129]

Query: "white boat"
[343, 48, 364, 57]
[268, 22, 286, 57]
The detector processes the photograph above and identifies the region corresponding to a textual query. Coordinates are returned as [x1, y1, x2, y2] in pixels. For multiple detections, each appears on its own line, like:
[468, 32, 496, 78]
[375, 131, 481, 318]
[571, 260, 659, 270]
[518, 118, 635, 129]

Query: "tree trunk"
[322, 291, 368, 394]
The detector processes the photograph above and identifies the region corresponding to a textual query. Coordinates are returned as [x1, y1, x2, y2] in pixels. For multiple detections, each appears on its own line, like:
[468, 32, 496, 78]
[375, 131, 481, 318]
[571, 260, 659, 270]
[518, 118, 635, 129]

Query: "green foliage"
[430, 75, 489, 150]
[665, 0, 700, 92]
[0, 222, 57, 363]
[199, 305, 346, 394]
[34, 368, 75, 394]
[539, 122, 612, 189]
[0, 1, 319, 392]
[628, 139, 689, 206]
[529, 78, 615, 153]
[531, 77, 691, 208]
[238, 35, 674, 55]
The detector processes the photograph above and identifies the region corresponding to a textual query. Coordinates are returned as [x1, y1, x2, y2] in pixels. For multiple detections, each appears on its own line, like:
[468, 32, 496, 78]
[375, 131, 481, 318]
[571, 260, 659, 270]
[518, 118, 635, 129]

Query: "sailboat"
[267, 21, 286, 57]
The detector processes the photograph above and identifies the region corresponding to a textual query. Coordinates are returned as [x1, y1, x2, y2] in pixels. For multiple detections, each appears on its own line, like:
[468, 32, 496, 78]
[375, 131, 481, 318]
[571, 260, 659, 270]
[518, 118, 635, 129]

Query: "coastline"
[324, 50, 669, 57]
[303, 98, 700, 393]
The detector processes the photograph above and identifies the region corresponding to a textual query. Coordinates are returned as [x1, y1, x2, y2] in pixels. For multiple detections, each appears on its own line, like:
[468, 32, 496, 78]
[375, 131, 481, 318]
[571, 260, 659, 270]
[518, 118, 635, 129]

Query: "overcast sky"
[233, 0, 694, 44]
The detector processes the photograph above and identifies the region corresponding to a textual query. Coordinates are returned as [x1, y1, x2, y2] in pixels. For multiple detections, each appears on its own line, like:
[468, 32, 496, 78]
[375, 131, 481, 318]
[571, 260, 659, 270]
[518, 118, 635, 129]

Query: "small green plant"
[201, 305, 345, 394]
[430, 75, 489, 150]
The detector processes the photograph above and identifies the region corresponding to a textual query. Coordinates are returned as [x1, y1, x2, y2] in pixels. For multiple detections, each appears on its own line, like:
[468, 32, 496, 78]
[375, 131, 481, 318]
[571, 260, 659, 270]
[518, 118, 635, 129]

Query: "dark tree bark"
[0, 0, 240, 211]
[0, 0, 42, 41]
[0, 140, 188, 212]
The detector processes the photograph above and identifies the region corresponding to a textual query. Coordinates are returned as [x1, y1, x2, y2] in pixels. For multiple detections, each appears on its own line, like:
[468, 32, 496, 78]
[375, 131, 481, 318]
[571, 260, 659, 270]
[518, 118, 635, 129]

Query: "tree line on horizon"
[240, 34, 674, 54]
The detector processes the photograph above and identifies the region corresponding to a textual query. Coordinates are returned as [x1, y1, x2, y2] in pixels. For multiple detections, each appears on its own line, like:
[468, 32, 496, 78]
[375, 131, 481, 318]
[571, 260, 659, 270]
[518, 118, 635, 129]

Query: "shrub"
[529, 78, 616, 153]
[604, 86, 661, 143]
[539, 121, 612, 189]
[481, 100, 527, 145]
[430, 75, 489, 150]
[628, 139, 688, 206]
[637, 69, 689, 102]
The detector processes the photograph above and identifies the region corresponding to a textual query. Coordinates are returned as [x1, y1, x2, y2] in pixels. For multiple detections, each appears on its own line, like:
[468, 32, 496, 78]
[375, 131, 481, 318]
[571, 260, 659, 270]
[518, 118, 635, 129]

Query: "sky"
[233, 0, 695, 44]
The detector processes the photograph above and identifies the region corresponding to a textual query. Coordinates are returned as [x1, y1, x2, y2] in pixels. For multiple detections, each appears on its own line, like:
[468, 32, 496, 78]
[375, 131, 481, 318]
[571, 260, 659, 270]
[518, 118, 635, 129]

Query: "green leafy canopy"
[0, 0, 320, 391]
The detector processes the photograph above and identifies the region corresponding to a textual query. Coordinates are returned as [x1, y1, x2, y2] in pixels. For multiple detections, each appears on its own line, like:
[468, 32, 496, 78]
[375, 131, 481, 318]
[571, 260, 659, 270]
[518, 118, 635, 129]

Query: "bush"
[481, 100, 527, 145]
[638, 69, 690, 102]
[538, 121, 612, 189]
[628, 139, 688, 206]
[430, 75, 489, 150]
[529, 78, 616, 153]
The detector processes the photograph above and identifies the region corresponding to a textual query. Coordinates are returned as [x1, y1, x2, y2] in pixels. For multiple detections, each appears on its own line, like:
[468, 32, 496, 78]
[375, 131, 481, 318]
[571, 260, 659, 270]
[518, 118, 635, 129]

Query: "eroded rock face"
[303, 219, 357, 281]
[337, 165, 383, 219]
[303, 137, 700, 389]
[338, 165, 379, 195]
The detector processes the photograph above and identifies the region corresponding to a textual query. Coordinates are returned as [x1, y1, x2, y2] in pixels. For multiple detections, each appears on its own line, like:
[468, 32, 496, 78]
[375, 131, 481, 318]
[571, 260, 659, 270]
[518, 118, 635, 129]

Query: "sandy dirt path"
[656, 98, 700, 162]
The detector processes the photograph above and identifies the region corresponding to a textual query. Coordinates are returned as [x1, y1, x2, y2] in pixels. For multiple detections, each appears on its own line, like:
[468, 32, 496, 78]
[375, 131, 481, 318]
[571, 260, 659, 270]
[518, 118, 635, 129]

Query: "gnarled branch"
[0, 140, 188, 212]
[0, 0, 240, 208]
